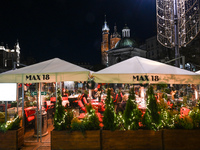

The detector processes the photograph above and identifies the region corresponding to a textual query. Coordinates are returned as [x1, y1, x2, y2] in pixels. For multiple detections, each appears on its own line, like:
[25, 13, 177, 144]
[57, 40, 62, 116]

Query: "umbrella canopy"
[196, 70, 200, 74]
[93, 56, 200, 84]
[0, 58, 91, 83]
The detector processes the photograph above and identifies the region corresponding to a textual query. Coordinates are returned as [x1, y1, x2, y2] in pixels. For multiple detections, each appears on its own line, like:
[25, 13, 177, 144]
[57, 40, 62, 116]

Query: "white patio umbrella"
[0, 58, 91, 83]
[93, 56, 200, 84]
[0, 58, 91, 132]
[196, 70, 200, 74]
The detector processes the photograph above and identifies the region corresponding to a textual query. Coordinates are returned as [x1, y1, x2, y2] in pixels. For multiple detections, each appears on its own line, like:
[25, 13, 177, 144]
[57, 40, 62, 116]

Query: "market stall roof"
[0, 58, 91, 83]
[93, 56, 200, 84]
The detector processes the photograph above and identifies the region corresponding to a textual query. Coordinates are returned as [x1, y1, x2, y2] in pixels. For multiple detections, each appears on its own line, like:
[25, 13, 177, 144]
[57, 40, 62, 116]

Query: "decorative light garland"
[2, 115, 20, 130]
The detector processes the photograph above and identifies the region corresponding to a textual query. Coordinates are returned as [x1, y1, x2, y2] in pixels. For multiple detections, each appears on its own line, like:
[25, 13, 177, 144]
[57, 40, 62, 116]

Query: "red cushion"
[27, 116, 35, 122]
[81, 107, 86, 112]
[24, 108, 36, 122]
[99, 105, 105, 112]
[83, 97, 88, 104]
[180, 107, 190, 117]
[77, 100, 84, 108]
[95, 112, 103, 122]
[78, 113, 85, 119]
[99, 123, 104, 128]
[62, 97, 68, 100]
[25, 110, 35, 117]
[50, 97, 56, 102]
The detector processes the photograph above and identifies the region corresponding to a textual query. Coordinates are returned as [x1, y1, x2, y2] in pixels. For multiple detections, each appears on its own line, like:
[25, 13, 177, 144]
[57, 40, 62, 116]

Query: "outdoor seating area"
[1, 56, 200, 150]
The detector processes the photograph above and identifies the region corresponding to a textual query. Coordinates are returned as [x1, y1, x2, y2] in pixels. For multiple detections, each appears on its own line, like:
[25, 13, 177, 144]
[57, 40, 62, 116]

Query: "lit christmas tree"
[54, 89, 73, 130]
[142, 85, 161, 130]
[123, 87, 142, 130]
[103, 88, 116, 130]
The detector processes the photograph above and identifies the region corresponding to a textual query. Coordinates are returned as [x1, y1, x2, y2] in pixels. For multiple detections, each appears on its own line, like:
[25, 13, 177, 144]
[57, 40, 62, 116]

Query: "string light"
[157, 0, 200, 48]
[1, 115, 20, 130]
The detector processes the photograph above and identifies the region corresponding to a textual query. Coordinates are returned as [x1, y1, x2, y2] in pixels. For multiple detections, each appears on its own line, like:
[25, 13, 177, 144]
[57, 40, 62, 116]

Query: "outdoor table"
[50, 97, 56, 102]
[101, 94, 107, 100]
[91, 99, 99, 102]
[91, 102, 103, 111]
[91, 98, 104, 103]
[68, 94, 80, 107]
[62, 100, 69, 107]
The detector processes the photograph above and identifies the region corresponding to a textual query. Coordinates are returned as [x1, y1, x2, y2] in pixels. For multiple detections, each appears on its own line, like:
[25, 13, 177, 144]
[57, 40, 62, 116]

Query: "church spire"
[102, 15, 110, 31]
[112, 23, 121, 38]
[122, 24, 130, 37]
[101, 15, 109, 66]
[114, 23, 117, 32]
[15, 39, 20, 50]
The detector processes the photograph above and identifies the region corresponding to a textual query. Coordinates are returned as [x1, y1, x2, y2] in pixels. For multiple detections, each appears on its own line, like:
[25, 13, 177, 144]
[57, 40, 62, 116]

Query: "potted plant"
[0, 115, 24, 150]
[102, 87, 163, 150]
[162, 106, 200, 150]
[102, 88, 116, 131]
[52, 86, 200, 150]
[142, 85, 161, 130]
[51, 90, 101, 150]
[123, 87, 142, 130]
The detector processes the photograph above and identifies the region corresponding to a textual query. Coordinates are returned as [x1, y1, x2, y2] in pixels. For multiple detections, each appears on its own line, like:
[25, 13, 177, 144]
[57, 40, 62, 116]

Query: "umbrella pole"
[22, 83, 24, 129]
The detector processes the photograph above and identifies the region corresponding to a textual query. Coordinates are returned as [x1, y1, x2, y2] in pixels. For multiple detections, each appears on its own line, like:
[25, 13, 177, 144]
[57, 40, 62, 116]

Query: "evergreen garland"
[103, 88, 116, 131]
[123, 87, 142, 130]
[142, 85, 161, 130]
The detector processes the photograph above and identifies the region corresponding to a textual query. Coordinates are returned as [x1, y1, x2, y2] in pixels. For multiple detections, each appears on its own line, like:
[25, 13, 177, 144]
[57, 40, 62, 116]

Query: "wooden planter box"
[0, 127, 24, 150]
[102, 130, 162, 150]
[51, 130, 100, 150]
[163, 129, 200, 150]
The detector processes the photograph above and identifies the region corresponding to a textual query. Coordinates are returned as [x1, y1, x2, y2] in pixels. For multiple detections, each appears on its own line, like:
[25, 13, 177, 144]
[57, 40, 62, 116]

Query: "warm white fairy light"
[55, 109, 75, 126]
[156, 0, 200, 48]
[1, 115, 20, 129]
[56, 111, 67, 126]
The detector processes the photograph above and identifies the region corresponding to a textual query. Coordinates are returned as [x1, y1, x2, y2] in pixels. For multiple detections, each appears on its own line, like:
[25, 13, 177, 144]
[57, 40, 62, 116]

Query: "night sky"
[0, 0, 156, 65]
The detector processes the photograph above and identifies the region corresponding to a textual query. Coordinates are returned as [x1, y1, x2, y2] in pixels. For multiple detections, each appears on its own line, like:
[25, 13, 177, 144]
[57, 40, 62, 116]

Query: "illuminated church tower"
[101, 16, 110, 66]
[110, 23, 121, 49]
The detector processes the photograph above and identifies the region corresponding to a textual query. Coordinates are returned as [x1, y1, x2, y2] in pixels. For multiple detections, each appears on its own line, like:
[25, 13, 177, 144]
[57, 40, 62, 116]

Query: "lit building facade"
[101, 19, 110, 66]
[145, 36, 170, 62]
[101, 19, 146, 66]
[0, 41, 20, 72]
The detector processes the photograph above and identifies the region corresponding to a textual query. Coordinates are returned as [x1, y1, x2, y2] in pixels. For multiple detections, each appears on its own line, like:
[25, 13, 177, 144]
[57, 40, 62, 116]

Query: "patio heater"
[156, 0, 200, 67]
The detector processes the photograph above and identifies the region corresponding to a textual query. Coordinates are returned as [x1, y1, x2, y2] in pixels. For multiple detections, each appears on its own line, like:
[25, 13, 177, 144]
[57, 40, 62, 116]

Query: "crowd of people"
[90, 86, 129, 113]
